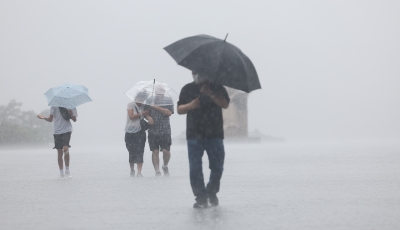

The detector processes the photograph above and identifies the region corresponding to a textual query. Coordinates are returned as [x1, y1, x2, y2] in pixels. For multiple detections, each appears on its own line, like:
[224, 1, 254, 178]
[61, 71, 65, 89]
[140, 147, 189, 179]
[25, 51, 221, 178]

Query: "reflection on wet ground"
[1, 141, 400, 229]
[191, 207, 224, 227]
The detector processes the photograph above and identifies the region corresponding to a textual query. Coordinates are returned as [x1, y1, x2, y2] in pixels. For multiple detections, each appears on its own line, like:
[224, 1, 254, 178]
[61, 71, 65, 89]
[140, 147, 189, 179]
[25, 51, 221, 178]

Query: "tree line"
[0, 100, 53, 146]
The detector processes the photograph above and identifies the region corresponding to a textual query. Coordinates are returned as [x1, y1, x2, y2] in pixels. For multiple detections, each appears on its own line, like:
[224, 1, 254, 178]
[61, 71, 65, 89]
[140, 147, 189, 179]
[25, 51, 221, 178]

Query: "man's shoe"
[155, 172, 161, 177]
[208, 194, 219, 206]
[162, 165, 169, 176]
[193, 199, 209, 209]
[65, 170, 71, 178]
[137, 172, 143, 177]
[130, 170, 135, 177]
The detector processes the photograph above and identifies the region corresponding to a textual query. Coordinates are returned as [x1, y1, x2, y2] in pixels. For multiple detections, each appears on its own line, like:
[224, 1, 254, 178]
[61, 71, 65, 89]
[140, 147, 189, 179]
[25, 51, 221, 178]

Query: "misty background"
[1, 0, 399, 146]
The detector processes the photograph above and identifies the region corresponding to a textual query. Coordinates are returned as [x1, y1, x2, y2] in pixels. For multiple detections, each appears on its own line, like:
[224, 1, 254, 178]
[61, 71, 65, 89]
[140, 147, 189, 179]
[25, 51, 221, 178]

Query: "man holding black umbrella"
[177, 71, 230, 208]
[165, 34, 260, 208]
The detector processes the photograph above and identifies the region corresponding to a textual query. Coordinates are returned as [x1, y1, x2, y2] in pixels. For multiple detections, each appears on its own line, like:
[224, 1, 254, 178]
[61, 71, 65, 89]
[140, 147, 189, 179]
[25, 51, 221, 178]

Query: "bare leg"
[57, 150, 64, 170]
[162, 149, 171, 166]
[137, 163, 143, 173]
[129, 163, 135, 172]
[63, 146, 70, 167]
[152, 150, 160, 172]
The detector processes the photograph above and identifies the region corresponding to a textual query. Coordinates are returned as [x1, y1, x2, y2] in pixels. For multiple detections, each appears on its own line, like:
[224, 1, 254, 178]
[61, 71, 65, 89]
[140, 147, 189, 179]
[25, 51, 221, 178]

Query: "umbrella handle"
[152, 79, 155, 106]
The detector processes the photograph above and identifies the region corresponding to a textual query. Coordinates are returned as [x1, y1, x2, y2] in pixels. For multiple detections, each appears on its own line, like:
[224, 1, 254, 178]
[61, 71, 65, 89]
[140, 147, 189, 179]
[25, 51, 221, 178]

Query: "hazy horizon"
[1, 1, 399, 145]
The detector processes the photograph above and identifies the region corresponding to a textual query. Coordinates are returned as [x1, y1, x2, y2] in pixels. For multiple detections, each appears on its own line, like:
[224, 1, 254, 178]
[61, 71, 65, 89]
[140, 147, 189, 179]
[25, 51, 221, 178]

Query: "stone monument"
[175, 86, 275, 144]
[222, 87, 249, 138]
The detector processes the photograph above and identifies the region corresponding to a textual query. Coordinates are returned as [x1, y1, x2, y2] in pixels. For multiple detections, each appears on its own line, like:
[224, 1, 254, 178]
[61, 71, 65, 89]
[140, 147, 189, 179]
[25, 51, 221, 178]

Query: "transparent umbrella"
[124, 80, 178, 106]
[44, 83, 92, 109]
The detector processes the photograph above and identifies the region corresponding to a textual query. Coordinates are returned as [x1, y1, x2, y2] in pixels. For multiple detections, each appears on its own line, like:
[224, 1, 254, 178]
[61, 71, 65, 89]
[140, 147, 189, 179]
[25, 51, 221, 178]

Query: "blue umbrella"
[44, 83, 92, 109]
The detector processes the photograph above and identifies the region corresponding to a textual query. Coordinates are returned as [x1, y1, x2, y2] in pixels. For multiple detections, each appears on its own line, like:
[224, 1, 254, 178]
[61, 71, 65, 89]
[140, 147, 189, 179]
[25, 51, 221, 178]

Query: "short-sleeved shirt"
[177, 82, 230, 139]
[50, 106, 78, 135]
[145, 96, 174, 135]
[125, 102, 144, 133]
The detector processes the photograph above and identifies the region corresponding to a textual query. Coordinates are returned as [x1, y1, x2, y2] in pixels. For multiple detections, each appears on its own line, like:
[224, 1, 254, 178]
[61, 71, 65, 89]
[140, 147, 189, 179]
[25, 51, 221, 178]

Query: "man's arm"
[209, 94, 229, 109]
[152, 106, 173, 117]
[177, 97, 200, 115]
[68, 110, 77, 122]
[37, 114, 53, 122]
[127, 109, 141, 120]
[200, 84, 229, 109]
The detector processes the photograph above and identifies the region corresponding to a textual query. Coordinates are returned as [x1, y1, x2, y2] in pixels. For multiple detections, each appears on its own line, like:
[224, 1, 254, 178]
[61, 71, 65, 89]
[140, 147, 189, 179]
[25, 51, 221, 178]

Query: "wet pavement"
[1, 141, 399, 230]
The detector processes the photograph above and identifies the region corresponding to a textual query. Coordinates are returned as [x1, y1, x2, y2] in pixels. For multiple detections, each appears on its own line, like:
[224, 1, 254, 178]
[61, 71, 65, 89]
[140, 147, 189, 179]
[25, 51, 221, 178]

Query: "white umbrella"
[124, 80, 178, 106]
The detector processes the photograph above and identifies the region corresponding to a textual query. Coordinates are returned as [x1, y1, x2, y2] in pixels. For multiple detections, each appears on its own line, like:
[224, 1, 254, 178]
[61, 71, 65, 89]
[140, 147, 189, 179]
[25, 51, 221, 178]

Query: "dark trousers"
[125, 131, 146, 163]
[187, 139, 225, 201]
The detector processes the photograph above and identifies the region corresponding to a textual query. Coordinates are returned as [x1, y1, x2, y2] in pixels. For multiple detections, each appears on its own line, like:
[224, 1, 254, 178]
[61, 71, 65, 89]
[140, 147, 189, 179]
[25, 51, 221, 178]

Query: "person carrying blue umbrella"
[37, 83, 92, 179]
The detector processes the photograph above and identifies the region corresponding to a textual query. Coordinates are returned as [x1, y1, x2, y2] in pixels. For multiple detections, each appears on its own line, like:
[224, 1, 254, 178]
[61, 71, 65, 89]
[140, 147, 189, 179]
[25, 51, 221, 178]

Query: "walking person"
[125, 95, 154, 177]
[177, 71, 230, 208]
[37, 107, 78, 178]
[146, 88, 174, 177]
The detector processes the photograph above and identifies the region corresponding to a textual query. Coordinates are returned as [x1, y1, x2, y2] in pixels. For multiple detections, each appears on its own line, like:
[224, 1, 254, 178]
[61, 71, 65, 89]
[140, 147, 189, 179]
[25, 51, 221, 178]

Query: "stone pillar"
[222, 87, 248, 137]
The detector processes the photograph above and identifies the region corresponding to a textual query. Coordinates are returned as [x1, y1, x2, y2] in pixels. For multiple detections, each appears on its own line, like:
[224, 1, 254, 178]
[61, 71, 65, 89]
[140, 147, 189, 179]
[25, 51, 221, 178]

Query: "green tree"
[0, 100, 53, 146]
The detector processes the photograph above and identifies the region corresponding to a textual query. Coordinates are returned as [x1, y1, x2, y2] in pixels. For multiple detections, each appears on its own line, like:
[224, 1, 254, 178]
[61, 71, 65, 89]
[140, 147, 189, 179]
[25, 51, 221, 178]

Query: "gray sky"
[1, 0, 399, 144]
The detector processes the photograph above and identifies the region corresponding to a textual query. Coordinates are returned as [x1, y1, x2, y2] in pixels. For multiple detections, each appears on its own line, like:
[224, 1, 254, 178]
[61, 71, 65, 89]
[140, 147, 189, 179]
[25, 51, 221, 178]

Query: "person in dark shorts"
[37, 107, 77, 178]
[177, 71, 230, 208]
[146, 88, 174, 177]
[125, 98, 153, 177]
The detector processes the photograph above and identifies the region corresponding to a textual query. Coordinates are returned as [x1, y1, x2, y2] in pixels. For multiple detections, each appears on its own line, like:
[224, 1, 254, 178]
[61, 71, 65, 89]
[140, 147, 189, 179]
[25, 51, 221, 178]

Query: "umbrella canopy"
[164, 34, 261, 93]
[44, 83, 92, 109]
[124, 80, 178, 106]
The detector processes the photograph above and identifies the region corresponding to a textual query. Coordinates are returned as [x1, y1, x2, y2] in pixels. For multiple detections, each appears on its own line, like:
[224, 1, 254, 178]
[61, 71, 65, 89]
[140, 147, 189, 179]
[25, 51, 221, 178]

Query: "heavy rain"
[1, 1, 399, 229]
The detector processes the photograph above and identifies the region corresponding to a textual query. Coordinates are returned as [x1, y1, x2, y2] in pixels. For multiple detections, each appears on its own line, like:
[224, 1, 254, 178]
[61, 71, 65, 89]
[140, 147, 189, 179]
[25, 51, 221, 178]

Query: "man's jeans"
[187, 139, 225, 201]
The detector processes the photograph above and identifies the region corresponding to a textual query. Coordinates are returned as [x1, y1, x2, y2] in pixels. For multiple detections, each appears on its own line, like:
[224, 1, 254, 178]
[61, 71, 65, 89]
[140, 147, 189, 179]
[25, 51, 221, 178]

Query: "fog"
[1, 1, 399, 145]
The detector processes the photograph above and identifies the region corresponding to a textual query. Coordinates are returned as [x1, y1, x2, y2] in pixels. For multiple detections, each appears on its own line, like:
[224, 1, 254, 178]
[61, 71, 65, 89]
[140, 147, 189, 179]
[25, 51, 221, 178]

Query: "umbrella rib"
[123, 81, 154, 96]
[172, 37, 221, 63]
[213, 41, 228, 84]
[176, 39, 225, 84]
[55, 87, 81, 98]
[230, 46, 250, 91]
[176, 40, 221, 67]
[162, 88, 178, 105]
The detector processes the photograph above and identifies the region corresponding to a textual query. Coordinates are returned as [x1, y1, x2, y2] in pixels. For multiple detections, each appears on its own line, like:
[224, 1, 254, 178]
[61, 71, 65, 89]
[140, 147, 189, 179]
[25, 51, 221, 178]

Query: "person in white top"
[37, 107, 77, 178]
[125, 95, 154, 177]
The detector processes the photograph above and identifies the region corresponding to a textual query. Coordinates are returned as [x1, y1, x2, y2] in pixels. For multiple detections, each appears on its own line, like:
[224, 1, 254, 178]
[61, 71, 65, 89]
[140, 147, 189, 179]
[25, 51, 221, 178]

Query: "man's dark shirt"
[177, 82, 230, 139]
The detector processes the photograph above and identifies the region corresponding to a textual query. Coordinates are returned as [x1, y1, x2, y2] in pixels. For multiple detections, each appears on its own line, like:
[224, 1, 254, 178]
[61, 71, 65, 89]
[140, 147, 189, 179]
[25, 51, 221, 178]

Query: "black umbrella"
[164, 34, 261, 93]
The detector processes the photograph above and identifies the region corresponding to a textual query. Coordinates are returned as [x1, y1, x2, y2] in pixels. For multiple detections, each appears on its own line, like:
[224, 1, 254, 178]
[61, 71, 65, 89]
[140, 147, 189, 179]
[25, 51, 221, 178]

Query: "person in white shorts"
[37, 107, 77, 178]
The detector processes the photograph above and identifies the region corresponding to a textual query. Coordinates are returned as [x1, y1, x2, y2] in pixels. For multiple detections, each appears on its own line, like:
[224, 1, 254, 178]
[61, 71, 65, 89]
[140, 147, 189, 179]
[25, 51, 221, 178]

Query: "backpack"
[59, 107, 71, 121]
[134, 105, 150, 131]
